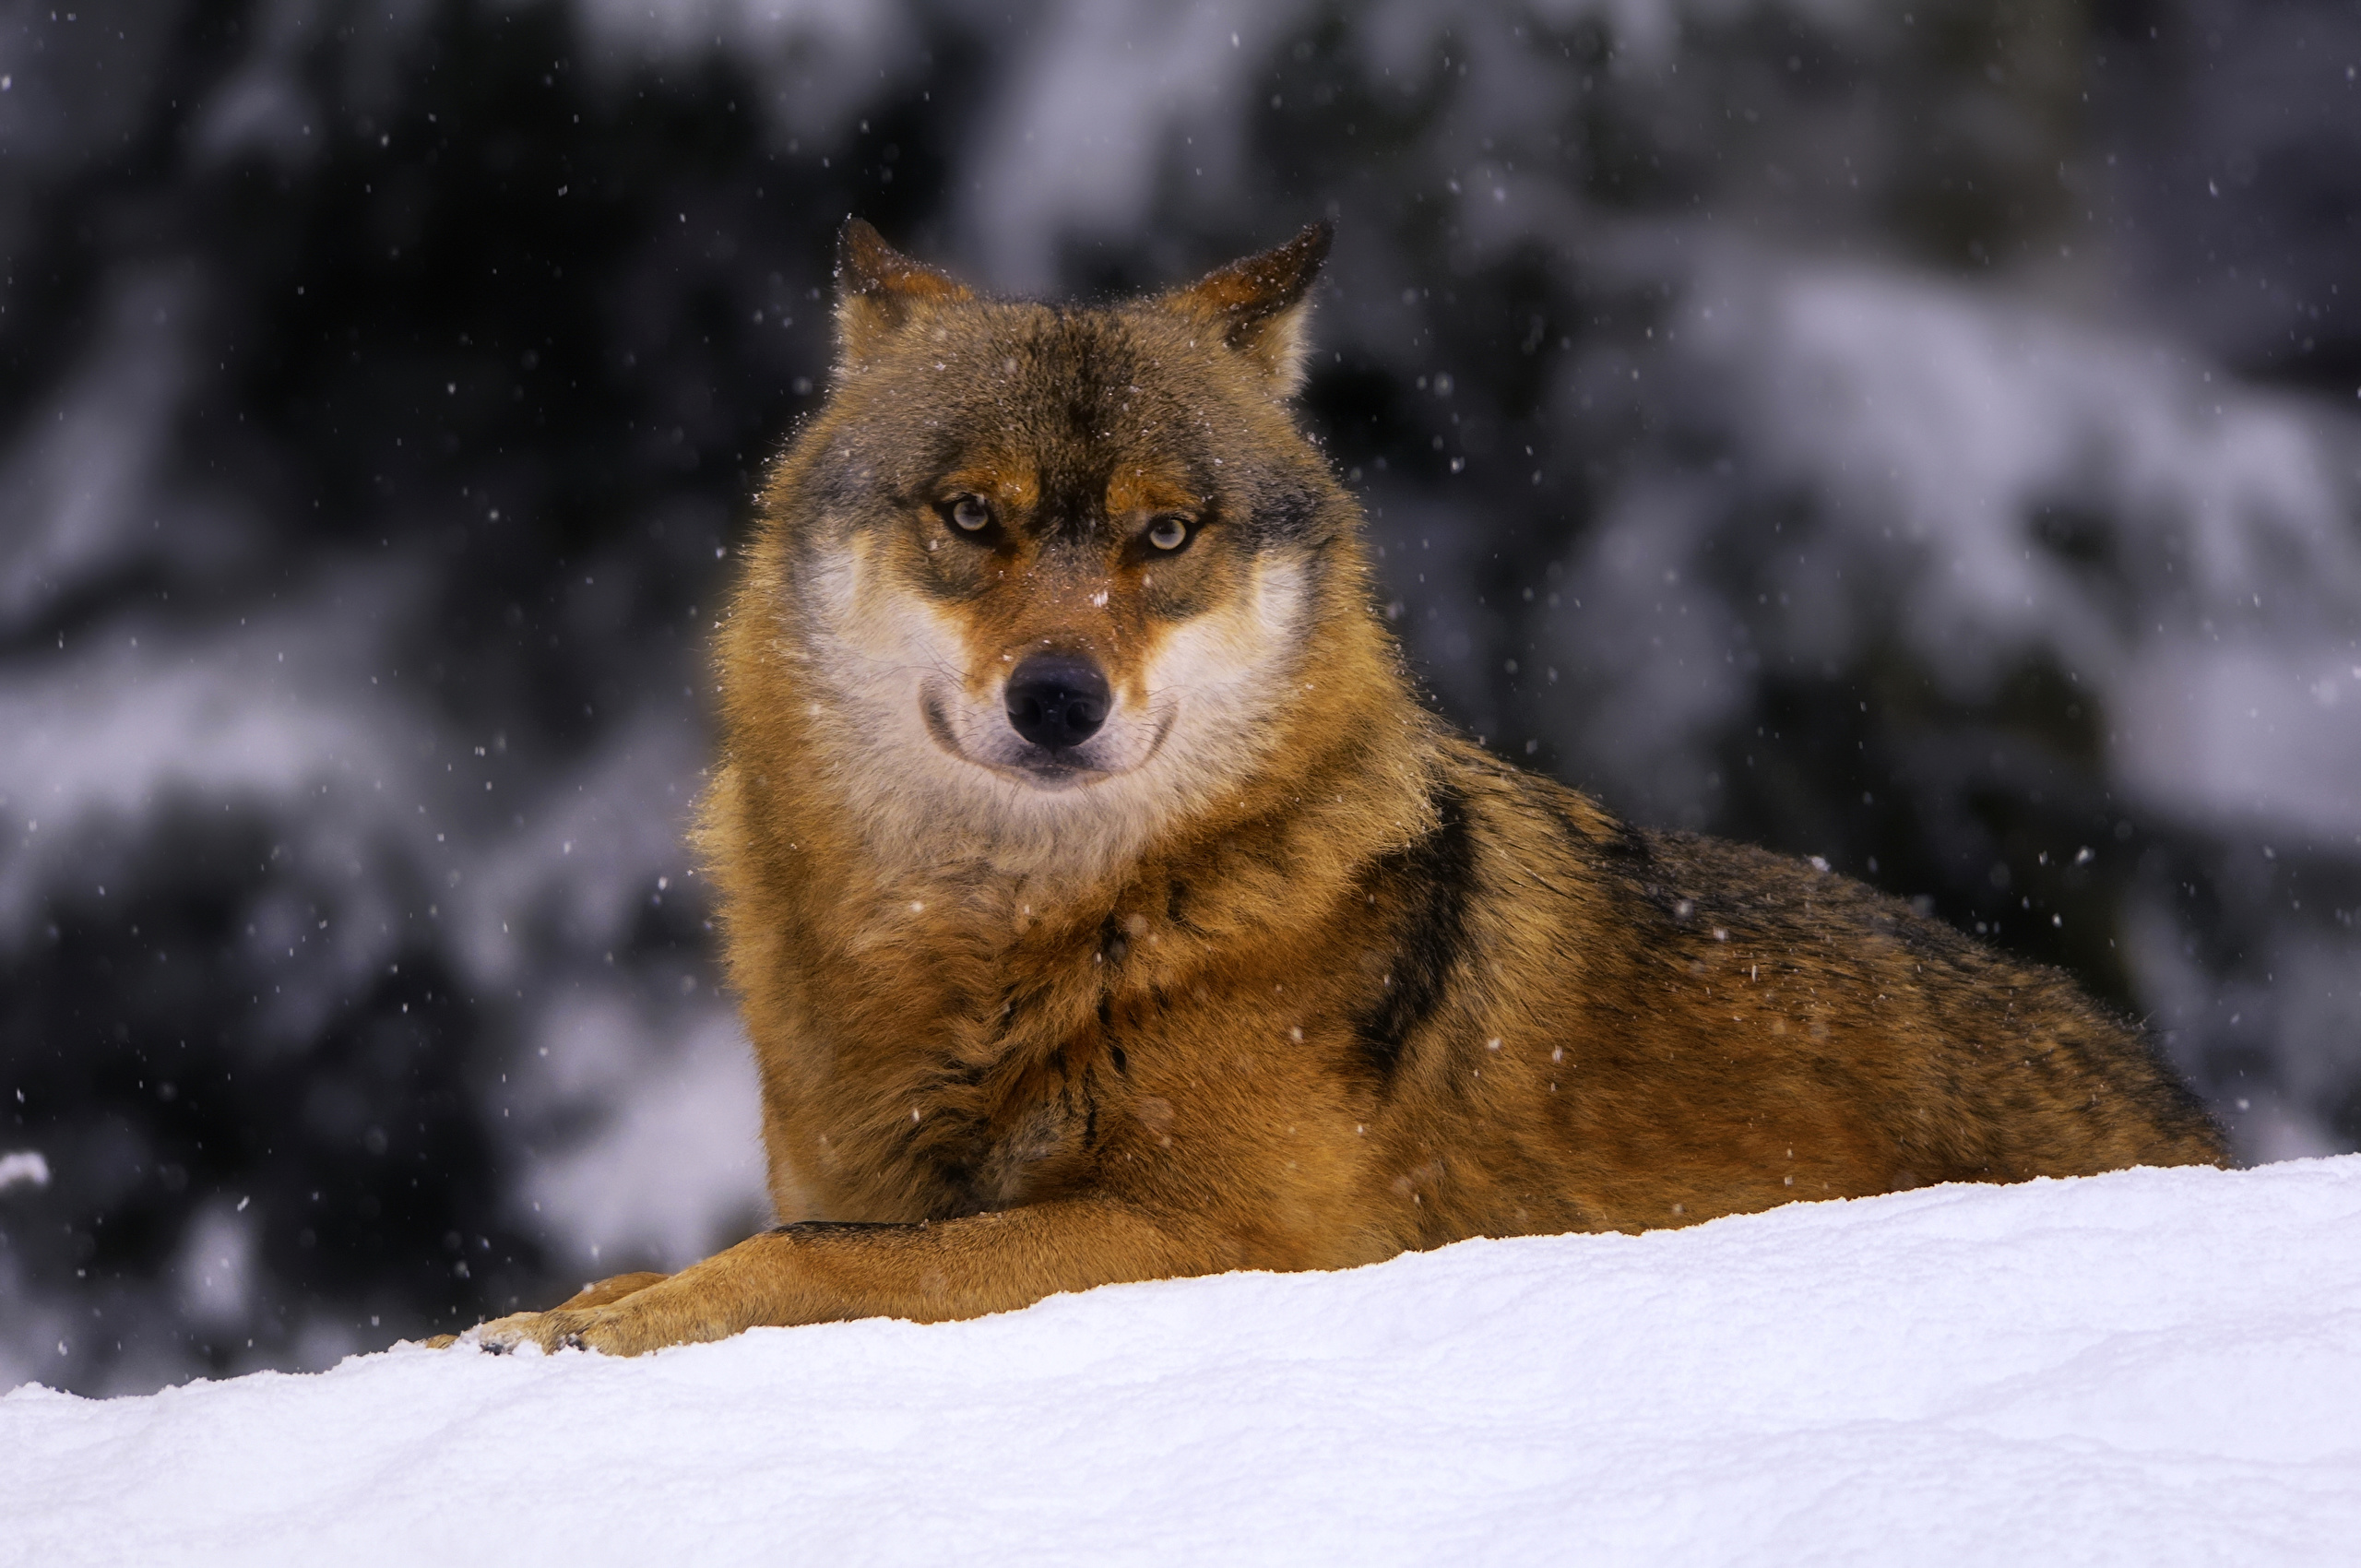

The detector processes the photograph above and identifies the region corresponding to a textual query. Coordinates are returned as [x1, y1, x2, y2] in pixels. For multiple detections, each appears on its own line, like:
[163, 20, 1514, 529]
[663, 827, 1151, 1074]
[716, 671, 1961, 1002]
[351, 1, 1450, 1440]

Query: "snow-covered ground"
[6, 1157, 2356, 1566]
[9, 0, 2360, 1397]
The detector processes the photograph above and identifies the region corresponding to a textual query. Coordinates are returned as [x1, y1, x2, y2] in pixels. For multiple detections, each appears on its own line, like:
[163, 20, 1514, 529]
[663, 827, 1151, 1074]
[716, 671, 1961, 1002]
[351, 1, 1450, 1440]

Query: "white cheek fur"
[792, 542, 1315, 881]
[1134, 556, 1310, 787]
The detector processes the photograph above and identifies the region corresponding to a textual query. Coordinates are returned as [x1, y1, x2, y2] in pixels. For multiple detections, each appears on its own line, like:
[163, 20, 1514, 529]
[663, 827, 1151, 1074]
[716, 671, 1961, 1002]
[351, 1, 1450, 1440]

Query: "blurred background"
[1, 0, 2355, 1396]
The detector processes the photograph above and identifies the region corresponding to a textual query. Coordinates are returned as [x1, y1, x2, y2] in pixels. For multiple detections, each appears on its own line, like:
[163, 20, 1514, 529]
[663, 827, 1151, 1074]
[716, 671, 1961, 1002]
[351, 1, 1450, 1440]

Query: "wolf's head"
[733, 220, 1401, 878]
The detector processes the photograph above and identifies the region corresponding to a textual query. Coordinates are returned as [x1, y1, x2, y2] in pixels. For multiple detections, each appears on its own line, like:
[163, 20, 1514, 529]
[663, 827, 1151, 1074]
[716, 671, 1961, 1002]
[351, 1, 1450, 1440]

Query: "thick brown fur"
[456, 220, 2223, 1357]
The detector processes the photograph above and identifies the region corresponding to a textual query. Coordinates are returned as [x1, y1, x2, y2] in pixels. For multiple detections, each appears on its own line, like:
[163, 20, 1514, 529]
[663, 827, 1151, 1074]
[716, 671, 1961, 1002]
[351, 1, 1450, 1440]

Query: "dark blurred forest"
[2, 0, 2356, 1395]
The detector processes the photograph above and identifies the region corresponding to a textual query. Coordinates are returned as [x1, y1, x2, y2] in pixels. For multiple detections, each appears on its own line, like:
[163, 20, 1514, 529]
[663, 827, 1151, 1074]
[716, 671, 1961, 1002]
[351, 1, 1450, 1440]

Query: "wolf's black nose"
[1005, 654, 1110, 750]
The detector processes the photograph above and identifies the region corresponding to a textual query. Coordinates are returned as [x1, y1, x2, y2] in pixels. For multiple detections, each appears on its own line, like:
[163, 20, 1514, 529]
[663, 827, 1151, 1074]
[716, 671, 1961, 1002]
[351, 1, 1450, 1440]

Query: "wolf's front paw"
[462, 1286, 730, 1358]
[465, 1307, 602, 1356]
[425, 1271, 675, 1353]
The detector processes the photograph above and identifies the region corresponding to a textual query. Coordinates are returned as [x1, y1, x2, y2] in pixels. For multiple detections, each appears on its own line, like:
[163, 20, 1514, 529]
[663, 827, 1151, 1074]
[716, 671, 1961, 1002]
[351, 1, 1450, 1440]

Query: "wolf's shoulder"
[1445, 749, 1949, 944]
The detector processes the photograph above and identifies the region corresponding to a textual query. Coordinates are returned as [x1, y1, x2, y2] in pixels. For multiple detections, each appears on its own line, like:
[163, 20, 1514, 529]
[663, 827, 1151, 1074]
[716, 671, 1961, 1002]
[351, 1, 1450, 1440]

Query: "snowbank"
[7, 1158, 2358, 1566]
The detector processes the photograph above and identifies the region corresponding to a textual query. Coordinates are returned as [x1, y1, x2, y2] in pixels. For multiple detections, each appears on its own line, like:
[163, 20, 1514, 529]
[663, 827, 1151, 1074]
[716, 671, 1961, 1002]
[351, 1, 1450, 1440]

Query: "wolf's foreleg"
[462, 1199, 1220, 1356]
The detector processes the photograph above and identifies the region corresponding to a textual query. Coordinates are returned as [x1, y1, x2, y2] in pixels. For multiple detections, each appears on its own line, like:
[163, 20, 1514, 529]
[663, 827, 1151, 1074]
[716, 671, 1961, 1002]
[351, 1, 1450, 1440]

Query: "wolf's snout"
[1005, 654, 1110, 750]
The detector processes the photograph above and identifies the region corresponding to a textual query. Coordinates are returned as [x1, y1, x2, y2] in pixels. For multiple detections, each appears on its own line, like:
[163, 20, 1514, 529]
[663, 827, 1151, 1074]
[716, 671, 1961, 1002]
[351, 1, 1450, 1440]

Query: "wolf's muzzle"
[1004, 654, 1110, 750]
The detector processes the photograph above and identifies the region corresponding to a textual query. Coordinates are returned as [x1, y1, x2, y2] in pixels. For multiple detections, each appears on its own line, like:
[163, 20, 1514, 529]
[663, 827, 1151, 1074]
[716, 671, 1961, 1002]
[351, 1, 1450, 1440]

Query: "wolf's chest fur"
[753, 770, 1468, 1229]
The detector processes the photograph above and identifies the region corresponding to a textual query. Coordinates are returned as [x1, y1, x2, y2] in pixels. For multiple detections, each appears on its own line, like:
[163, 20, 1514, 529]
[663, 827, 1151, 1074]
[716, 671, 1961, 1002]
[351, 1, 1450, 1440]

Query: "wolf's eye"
[946, 495, 993, 534]
[1146, 515, 1192, 552]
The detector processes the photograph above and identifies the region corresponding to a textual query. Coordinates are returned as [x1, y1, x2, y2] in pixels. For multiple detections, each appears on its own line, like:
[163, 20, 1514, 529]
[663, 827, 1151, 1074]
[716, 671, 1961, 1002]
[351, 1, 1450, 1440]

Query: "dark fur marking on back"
[1533, 788, 1649, 881]
[1531, 790, 1602, 862]
[1595, 819, 1654, 869]
[768, 1219, 920, 1237]
[1350, 781, 1477, 1084]
[1602, 825, 1698, 924]
[1533, 790, 1684, 923]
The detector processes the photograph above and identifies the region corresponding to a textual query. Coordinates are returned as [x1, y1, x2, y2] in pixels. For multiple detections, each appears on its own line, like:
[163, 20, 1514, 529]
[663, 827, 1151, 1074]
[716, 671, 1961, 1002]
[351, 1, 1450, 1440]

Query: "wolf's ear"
[1164, 221, 1333, 398]
[835, 218, 972, 372]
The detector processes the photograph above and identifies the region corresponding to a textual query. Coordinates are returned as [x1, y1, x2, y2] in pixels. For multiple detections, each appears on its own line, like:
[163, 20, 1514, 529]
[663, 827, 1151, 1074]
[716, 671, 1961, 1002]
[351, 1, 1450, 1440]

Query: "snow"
[8, 1157, 2358, 1566]
[10, 0, 2361, 1398]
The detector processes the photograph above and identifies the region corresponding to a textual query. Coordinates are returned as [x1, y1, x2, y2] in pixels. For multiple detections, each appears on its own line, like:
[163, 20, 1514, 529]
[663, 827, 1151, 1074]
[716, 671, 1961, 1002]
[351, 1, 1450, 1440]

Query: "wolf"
[457, 220, 2223, 1356]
